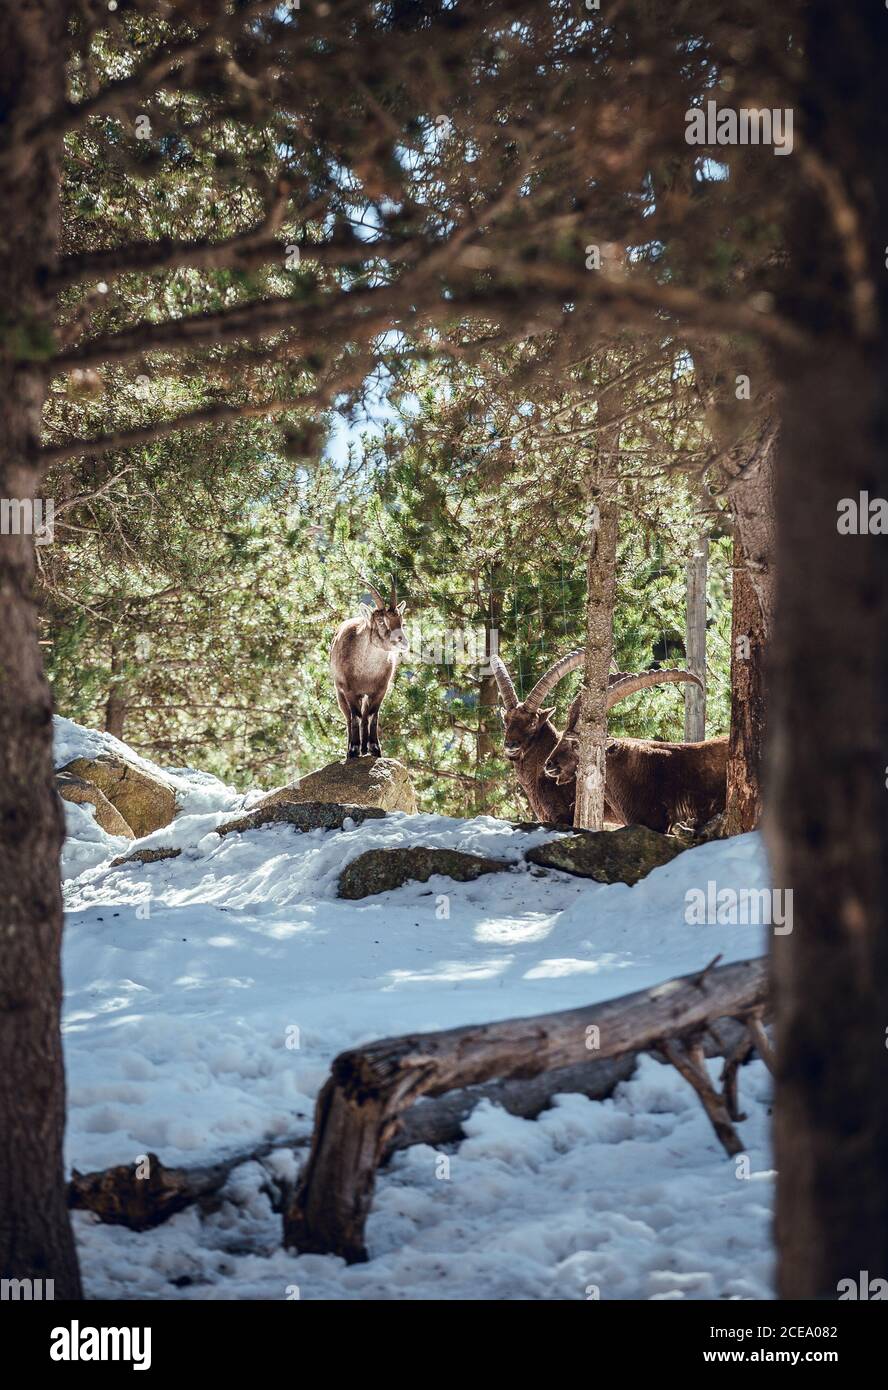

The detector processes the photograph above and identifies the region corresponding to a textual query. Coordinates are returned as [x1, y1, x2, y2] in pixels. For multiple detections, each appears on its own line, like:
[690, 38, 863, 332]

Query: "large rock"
[218, 801, 387, 837]
[338, 846, 510, 900]
[260, 757, 417, 815]
[58, 755, 177, 837]
[524, 824, 683, 885]
[56, 772, 135, 839]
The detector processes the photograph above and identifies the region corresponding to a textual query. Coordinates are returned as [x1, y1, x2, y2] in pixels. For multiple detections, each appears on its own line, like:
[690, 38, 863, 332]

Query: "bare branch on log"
[660, 1035, 744, 1157]
[721, 1032, 756, 1123]
[747, 1011, 776, 1074]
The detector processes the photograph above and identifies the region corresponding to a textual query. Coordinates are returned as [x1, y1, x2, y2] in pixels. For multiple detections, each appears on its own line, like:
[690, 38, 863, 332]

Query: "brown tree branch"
[48, 229, 415, 294]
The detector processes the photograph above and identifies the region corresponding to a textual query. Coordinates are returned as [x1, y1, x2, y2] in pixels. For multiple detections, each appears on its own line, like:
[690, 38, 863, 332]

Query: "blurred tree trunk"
[722, 423, 775, 834]
[724, 542, 767, 835]
[769, 0, 888, 1300]
[0, 0, 82, 1297]
[684, 534, 708, 741]
[105, 643, 127, 740]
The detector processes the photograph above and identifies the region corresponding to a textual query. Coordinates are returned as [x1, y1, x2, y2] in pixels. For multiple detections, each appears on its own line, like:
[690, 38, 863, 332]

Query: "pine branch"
[39, 390, 329, 464]
[3, 0, 278, 175]
[49, 229, 413, 294]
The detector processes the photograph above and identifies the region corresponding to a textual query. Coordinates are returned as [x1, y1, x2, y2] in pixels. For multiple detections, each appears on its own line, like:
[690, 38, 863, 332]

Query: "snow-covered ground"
[58, 717, 775, 1300]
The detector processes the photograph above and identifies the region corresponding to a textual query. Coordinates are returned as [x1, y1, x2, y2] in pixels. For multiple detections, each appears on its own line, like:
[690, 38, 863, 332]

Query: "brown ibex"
[491, 652, 700, 826]
[331, 576, 408, 759]
[544, 674, 727, 833]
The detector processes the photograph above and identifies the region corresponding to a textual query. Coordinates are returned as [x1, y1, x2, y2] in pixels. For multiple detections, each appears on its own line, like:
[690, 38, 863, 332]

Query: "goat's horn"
[489, 654, 519, 711]
[360, 575, 386, 608]
[389, 574, 398, 607]
[524, 649, 585, 712]
[606, 668, 703, 709]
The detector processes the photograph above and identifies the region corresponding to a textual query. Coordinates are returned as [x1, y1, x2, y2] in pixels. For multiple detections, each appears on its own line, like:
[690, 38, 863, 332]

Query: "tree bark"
[0, 0, 82, 1296]
[104, 642, 127, 741]
[575, 391, 619, 835]
[574, 500, 618, 829]
[724, 539, 767, 834]
[695, 354, 776, 833]
[684, 533, 708, 742]
[768, 0, 888, 1299]
[725, 413, 777, 642]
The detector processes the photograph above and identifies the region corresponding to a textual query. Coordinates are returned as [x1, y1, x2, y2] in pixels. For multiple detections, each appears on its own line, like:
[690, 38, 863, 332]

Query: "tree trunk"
[105, 642, 127, 740]
[724, 538, 767, 834]
[474, 586, 502, 814]
[695, 358, 776, 833]
[574, 499, 618, 829]
[0, 2, 82, 1296]
[768, 0, 888, 1300]
[726, 413, 777, 642]
[721, 417, 776, 833]
[684, 533, 707, 742]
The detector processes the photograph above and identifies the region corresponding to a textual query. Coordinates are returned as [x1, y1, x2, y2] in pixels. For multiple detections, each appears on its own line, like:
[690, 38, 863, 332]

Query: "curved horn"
[606, 668, 703, 709]
[360, 575, 386, 608]
[489, 654, 519, 711]
[524, 649, 585, 712]
[389, 574, 398, 608]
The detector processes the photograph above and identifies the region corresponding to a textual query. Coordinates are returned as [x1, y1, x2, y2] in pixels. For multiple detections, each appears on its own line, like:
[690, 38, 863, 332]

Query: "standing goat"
[492, 652, 700, 825]
[331, 576, 408, 758]
[543, 673, 726, 833]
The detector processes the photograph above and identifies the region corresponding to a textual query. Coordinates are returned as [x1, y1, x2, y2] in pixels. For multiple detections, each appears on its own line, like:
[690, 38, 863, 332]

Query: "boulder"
[338, 845, 510, 900]
[259, 757, 417, 815]
[524, 824, 683, 886]
[218, 801, 387, 837]
[111, 847, 182, 868]
[58, 755, 177, 838]
[56, 772, 135, 839]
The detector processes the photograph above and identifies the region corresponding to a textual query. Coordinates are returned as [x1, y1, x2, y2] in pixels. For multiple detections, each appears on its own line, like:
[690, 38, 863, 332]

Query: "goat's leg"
[366, 706, 381, 758]
[336, 687, 362, 759]
[358, 699, 372, 757]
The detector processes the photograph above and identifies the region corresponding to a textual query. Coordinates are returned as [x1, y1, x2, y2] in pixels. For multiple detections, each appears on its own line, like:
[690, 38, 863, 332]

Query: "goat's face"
[499, 703, 555, 761]
[370, 602, 409, 654]
[544, 731, 579, 784]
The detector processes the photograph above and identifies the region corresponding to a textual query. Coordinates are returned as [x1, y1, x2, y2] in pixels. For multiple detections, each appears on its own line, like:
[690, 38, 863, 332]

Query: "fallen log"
[66, 1020, 758, 1232]
[67, 1130, 308, 1230]
[283, 956, 768, 1263]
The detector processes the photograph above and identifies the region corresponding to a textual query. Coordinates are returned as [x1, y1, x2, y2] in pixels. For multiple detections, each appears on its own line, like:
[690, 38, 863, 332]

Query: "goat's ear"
[397, 600, 406, 615]
[539, 706, 556, 719]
